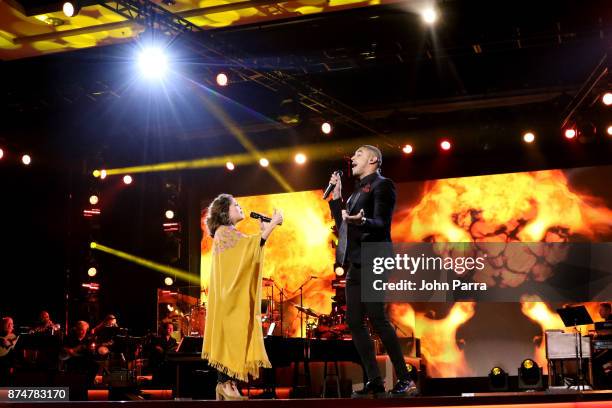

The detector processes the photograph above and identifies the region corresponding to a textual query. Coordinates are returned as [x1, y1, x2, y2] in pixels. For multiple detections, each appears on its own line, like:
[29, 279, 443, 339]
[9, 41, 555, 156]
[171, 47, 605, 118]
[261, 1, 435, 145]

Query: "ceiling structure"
[0, 0, 403, 60]
[1, 0, 611, 188]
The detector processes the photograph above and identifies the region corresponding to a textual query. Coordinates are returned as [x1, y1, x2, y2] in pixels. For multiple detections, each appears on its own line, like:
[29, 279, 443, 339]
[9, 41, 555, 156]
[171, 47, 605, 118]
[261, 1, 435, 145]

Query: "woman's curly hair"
[205, 194, 233, 237]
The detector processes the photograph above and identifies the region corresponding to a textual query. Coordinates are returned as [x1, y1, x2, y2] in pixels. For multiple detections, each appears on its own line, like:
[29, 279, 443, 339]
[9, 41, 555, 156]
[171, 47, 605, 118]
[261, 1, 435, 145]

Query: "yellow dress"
[201, 225, 271, 381]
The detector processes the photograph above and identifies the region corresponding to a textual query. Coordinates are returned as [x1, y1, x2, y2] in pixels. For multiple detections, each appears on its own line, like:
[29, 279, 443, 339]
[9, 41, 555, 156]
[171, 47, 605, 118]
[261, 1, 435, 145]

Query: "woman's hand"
[261, 209, 283, 241]
[271, 209, 283, 226]
[259, 219, 269, 232]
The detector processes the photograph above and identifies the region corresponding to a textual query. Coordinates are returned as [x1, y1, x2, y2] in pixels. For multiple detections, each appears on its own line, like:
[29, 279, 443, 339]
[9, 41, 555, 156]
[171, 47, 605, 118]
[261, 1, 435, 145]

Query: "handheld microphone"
[322, 170, 343, 200]
[250, 212, 282, 225]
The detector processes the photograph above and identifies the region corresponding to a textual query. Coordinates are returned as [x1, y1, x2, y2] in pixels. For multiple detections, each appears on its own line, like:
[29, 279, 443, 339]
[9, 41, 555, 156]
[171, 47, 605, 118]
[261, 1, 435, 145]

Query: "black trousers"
[346, 263, 409, 383]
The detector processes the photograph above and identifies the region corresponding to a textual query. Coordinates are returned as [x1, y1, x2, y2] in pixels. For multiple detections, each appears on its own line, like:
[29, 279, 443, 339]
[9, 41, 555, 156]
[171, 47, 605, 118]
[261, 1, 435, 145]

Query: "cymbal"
[294, 305, 319, 318]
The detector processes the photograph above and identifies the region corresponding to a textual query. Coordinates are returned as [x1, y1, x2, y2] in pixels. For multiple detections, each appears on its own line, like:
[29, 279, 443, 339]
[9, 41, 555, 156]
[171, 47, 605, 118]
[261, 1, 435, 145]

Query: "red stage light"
[440, 140, 451, 151]
[402, 144, 413, 154]
[607, 126, 612, 136]
[564, 128, 576, 139]
[21, 154, 31, 165]
[123, 175, 133, 185]
[226, 161, 235, 171]
[602, 92, 612, 106]
[294, 153, 307, 164]
[0, 148, 4, 160]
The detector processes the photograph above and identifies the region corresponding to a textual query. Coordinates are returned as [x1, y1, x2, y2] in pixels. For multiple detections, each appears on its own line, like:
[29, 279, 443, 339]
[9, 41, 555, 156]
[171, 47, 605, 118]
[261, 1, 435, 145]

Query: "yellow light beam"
[192, 86, 294, 192]
[90, 242, 199, 285]
[98, 136, 394, 177]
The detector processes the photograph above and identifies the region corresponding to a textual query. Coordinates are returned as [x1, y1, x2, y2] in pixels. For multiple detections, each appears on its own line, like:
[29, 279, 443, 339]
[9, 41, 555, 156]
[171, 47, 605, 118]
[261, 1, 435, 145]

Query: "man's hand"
[342, 209, 365, 225]
[330, 172, 342, 200]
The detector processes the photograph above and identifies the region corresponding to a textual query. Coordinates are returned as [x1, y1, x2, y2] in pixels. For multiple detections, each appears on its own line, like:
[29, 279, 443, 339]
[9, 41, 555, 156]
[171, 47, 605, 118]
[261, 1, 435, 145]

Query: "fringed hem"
[202, 352, 272, 382]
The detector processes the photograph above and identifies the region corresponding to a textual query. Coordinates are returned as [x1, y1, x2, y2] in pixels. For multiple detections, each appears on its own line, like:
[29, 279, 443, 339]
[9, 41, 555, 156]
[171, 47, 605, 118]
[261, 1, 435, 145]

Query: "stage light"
[421, 8, 438, 24]
[321, 122, 332, 135]
[93, 170, 100, 178]
[62, 1, 80, 17]
[602, 92, 612, 106]
[21, 154, 31, 165]
[165, 210, 175, 220]
[164, 276, 174, 286]
[335, 266, 344, 276]
[402, 144, 413, 154]
[259, 158, 269, 167]
[216, 72, 228, 87]
[488, 367, 508, 391]
[294, 153, 307, 164]
[100, 170, 107, 179]
[91, 242, 197, 284]
[226, 161, 235, 171]
[87, 267, 97, 277]
[523, 132, 535, 143]
[89, 195, 99, 205]
[564, 128, 577, 139]
[0, 148, 3, 160]
[518, 358, 542, 390]
[123, 175, 133, 185]
[137, 47, 168, 79]
[440, 140, 451, 151]
[607, 126, 612, 136]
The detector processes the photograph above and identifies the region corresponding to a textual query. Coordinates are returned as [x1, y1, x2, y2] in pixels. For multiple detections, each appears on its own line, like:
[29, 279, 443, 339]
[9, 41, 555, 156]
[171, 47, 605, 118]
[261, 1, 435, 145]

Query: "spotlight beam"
[560, 54, 608, 129]
[91, 242, 199, 285]
[192, 84, 294, 192]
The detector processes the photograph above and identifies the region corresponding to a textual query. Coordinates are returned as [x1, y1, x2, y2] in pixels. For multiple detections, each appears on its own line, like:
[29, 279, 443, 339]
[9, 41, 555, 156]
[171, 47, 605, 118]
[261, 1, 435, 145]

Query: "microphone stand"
[295, 277, 317, 338]
[272, 281, 286, 338]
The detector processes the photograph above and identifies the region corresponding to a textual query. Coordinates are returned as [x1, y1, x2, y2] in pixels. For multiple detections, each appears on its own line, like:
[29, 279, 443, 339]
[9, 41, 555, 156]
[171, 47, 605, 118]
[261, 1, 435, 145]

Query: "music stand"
[556, 306, 593, 390]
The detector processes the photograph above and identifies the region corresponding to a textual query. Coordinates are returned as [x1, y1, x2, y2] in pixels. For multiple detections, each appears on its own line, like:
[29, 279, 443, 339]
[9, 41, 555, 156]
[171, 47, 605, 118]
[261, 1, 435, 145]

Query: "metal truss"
[99, 0, 378, 134]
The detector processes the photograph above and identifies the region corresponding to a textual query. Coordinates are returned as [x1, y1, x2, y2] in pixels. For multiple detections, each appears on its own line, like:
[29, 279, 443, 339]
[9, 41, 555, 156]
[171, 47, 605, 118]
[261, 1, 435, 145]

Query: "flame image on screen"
[390, 302, 476, 377]
[393, 170, 612, 287]
[200, 190, 336, 336]
[390, 169, 612, 376]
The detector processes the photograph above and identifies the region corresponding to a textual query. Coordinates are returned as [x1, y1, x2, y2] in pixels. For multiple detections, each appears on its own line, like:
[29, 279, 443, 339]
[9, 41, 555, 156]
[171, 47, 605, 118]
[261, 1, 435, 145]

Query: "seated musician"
[92, 314, 119, 357]
[148, 322, 177, 385]
[62, 321, 98, 385]
[29, 311, 61, 335]
[0, 317, 18, 385]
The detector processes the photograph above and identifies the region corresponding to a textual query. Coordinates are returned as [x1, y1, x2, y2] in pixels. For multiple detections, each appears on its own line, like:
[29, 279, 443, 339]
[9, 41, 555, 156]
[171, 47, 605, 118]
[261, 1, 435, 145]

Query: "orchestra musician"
[29, 311, 61, 335]
[62, 321, 98, 385]
[201, 194, 283, 400]
[0, 317, 18, 384]
[92, 314, 119, 357]
[148, 322, 178, 385]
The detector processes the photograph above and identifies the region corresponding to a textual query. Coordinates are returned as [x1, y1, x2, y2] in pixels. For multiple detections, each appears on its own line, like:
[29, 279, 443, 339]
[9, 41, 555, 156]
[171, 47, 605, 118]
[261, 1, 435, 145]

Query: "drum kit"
[261, 277, 350, 340]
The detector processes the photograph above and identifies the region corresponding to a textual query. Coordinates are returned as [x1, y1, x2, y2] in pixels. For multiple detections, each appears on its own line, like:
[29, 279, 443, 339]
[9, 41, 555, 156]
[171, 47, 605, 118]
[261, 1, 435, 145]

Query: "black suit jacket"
[329, 172, 396, 265]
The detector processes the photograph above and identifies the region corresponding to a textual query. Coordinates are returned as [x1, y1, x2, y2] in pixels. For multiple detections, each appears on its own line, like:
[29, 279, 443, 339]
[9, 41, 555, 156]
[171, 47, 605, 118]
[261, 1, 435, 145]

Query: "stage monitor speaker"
[176, 336, 203, 353]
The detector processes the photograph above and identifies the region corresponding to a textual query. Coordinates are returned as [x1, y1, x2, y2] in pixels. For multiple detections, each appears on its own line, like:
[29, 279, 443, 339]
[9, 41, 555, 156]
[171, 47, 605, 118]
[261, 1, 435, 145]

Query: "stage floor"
[2, 391, 612, 408]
